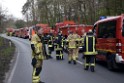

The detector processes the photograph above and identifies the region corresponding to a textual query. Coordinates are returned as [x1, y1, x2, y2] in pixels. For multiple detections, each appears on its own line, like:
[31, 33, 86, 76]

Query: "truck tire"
[107, 55, 113, 70]
[106, 54, 118, 70]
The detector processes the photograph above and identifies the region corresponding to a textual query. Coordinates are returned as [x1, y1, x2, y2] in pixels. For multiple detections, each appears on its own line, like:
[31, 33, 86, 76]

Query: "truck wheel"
[106, 54, 114, 70]
[106, 54, 118, 70]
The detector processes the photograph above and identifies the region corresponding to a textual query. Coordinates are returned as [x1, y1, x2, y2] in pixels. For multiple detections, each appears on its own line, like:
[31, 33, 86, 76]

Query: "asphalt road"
[1, 34, 124, 83]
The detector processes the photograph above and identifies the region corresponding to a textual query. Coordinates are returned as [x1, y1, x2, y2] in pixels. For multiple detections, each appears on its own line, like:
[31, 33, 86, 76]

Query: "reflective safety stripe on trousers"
[32, 68, 40, 83]
[48, 45, 53, 47]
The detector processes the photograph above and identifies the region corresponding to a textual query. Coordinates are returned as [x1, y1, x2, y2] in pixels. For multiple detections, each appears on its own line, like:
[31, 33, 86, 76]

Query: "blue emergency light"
[99, 16, 107, 20]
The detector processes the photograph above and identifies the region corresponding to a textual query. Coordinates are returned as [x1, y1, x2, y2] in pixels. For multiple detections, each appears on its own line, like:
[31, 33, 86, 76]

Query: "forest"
[0, 0, 124, 31]
[22, 0, 124, 26]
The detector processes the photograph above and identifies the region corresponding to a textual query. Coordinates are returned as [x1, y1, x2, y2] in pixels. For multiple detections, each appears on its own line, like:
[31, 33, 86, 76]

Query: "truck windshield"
[98, 20, 116, 38]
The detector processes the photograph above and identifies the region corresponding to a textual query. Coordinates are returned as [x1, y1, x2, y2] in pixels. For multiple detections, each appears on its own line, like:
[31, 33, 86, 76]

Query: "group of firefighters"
[30, 26, 97, 83]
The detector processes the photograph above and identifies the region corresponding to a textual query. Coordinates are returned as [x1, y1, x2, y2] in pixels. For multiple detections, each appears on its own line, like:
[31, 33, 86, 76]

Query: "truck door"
[121, 19, 124, 60]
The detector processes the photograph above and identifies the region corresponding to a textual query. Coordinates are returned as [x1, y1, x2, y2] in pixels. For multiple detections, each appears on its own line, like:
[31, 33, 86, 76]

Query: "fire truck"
[53, 21, 75, 36]
[28, 24, 52, 41]
[13, 29, 19, 37]
[59, 24, 93, 37]
[53, 21, 93, 37]
[36, 24, 51, 35]
[93, 14, 124, 70]
[53, 21, 93, 51]
[6, 28, 14, 36]
[21, 27, 29, 39]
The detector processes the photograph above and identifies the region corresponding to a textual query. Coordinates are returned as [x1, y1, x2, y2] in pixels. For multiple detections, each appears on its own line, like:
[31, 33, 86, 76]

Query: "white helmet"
[83, 33, 86, 36]
[88, 29, 92, 32]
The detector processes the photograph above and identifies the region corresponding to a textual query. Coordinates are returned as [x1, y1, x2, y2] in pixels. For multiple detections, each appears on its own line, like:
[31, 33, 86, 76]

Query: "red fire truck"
[53, 21, 93, 51]
[13, 29, 20, 37]
[53, 21, 93, 37]
[59, 24, 93, 37]
[53, 21, 75, 36]
[36, 24, 51, 35]
[93, 14, 124, 70]
[6, 28, 14, 36]
[21, 27, 29, 39]
[28, 24, 52, 40]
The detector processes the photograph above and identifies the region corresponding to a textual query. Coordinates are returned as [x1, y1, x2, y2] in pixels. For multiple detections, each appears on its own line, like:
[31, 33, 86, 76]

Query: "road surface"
[1, 34, 124, 83]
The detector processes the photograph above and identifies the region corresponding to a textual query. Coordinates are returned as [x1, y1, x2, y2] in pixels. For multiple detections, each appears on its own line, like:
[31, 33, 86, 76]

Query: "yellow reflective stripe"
[33, 76, 40, 79]
[85, 63, 89, 66]
[48, 45, 52, 47]
[56, 45, 62, 50]
[56, 48, 62, 50]
[86, 37, 88, 52]
[66, 40, 69, 42]
[69, 47, 76, 48]
[31, 41, 37, 44]
[60, 51, 63, 57]
[84, 58, 90, 67]
[32, 79, 40, 83]
[76, 38, 81, 41]
[84, 52, 97, 55]
[90, 63, 95, 66]
[93, 37, 95, 52]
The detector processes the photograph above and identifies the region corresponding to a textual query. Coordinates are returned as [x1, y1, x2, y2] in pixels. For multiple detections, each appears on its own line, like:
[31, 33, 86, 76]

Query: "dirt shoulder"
[0, 37, 15, 83]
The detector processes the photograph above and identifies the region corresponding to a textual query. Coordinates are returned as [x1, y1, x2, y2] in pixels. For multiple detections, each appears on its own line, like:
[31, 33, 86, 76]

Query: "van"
[93, 14, 124, 70]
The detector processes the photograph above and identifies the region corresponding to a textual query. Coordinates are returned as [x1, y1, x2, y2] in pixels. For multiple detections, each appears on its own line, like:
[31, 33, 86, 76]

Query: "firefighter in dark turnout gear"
[55, 31, 64, 60]
[31, 26, 45, 83]
[47, 32, 54, 59]
[41, 34, 49, 59]
[83, 30, 97, 72]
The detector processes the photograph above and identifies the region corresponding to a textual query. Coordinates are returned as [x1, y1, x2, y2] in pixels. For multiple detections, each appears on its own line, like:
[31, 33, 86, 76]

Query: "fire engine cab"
[93, 14, 124, 70]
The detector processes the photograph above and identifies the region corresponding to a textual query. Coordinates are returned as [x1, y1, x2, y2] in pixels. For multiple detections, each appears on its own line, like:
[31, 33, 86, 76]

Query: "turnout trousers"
[84, 55, 95, 71]
[68, 48, 77, 64]
[56, 49, 63, 60]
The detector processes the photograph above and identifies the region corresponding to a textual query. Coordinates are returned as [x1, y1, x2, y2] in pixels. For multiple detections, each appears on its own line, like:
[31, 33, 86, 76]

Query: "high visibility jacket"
[67, 34, 77, 49]
[31, 34, 43, 59]
[55, 34, 64, 50]
[83, 35, 97, 55]
[74, 33, 81, 47]
[48, 34, 54, 47]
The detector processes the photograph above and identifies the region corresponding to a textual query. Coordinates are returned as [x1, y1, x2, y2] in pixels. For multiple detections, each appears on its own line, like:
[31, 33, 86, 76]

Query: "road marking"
[7, 47, 20, 83]
[77, 60, 84, 65]
[52, 51, 84, 65]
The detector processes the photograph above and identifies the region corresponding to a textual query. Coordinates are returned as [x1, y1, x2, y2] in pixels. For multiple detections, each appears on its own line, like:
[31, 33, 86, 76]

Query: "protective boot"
[68, 61, 71, 64]
[90, 66, 95, 72]
[84, 66, 89, 70]
[39, 81, 45, 83]
[56, 56, 59, 60]
[73, 60, 77, 65]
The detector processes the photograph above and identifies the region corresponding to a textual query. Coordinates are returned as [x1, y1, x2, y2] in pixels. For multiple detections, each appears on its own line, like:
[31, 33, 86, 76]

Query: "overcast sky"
[0, 0, 26, 19]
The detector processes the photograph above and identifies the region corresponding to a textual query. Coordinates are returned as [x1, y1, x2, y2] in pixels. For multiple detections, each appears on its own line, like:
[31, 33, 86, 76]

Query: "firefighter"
[83, 30, 97, 72]
[67, 31, 77, 65]
[41, 34, 49, 59]
[47, 32, 54, 59]
[74, 32, 81, 60]
[31, 26, 45, 83]
[55, 31, 64, 60]
[81, 33, 86, 59]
